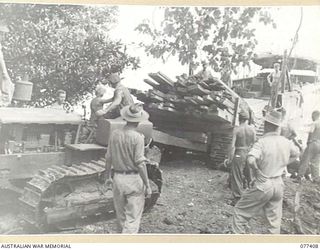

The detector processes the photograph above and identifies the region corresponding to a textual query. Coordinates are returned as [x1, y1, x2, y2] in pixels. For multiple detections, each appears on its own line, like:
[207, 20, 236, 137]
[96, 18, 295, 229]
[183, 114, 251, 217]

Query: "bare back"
[235, 124, 256, 148]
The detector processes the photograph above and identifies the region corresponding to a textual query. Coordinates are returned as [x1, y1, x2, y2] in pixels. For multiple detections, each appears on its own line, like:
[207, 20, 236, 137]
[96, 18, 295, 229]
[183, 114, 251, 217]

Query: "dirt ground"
[65, 160, 319, 235]
[1, 159, 319, 235]
[65, 160, 320, 235]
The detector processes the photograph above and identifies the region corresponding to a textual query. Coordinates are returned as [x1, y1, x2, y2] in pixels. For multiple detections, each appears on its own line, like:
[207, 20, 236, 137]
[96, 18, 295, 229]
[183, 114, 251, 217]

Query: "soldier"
[232, 110, 300, 234]
[96, 73, 134, 119]
[195, 61, 213, 81]
[267, 62, 282, 108]
[90, 84, 110, 125]
[104, 103, 152, 233]
[49, 89, 73, 146]
[0, 21, 14, 107]
[50, 89, 72, 112]
[298, 110, 320, 182]
[227, 110, 256, 203]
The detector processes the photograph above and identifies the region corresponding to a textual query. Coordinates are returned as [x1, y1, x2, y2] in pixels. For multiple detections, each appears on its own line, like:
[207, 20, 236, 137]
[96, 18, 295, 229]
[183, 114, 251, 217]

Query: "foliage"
[136, 7, 276, 80]
[0, 3, 140, 106]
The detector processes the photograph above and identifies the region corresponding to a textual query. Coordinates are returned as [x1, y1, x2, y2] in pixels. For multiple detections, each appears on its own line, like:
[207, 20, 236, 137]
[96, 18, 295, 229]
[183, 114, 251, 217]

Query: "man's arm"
[105, 152, 112, 180]
[289, 140, 300, 161]
[137, 162, 151, 196]
[247, 155, 268, 183]
[135, 135, 152, 198]
[100, 98, 113, 104]
[267, 73, 272, 86]
[247, 155, 259, 171]
[252, 127, 257, 143]
[288, 123, 298, 140]
[246, 140, 268, 184]
[93, 97, 113, 117]
[227, 128, 237, 163]
[104, 138, 113, 189]
[246, 155, 257, 186]
[306, 122, 316, 134]
[100, 90, 122, 116]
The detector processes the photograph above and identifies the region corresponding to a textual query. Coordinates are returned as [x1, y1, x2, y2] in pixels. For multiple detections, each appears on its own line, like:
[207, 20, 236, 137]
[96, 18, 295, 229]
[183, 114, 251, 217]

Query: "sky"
[106, 6, 320, 90]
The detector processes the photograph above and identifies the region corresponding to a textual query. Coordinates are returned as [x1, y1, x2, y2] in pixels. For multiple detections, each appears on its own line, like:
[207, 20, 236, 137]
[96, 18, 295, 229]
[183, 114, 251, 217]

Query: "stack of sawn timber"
[135, 72, 238, 130]
[132, 72, 244, 167]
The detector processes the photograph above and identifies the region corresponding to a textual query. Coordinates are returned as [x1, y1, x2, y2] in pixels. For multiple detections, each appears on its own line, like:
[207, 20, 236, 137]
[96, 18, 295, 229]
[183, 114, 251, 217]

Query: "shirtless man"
[90, 84, 110, 125]
[96, 73, 134, 119]
[228, 110, 256, 202]
[267, 62, 282, 108]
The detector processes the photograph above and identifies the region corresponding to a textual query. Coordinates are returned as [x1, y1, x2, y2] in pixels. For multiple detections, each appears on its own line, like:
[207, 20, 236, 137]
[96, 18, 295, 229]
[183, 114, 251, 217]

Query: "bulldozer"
[0, 107, 162, 232]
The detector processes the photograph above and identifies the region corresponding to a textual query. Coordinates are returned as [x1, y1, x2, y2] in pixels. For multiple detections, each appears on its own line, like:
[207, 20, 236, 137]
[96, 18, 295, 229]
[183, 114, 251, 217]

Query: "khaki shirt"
[105, 128, 146, 172]
[248, 132, 299, 178]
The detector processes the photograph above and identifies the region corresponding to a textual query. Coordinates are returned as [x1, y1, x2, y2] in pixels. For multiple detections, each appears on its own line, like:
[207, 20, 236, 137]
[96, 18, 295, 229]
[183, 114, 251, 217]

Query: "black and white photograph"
[0, 1, 320, 236]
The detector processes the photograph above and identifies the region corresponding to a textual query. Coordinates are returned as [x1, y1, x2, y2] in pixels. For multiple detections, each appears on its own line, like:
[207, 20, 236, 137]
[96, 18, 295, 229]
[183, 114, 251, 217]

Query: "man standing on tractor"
[232, 110, 300, 234]
[227, 110, 256, 204]
[104, 103, 152, 233]
[96, 72, 134, 119]
[267, 62, 282, 108]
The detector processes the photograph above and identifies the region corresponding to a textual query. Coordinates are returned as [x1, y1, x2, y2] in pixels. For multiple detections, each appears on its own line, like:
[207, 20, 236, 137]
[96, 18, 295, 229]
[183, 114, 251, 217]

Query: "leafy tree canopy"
[0, 3, 140, 106]
[136, 7, 275, 82]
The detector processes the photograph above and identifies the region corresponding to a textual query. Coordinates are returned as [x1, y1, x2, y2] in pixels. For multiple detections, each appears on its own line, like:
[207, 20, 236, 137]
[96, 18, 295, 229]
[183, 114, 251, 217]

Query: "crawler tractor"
[0, 107, 162, 232]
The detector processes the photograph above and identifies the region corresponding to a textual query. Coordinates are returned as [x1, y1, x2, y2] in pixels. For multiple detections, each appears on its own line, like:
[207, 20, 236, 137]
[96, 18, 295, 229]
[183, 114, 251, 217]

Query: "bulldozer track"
[18, 157, 162, 231]
[19, 159, 108, 229]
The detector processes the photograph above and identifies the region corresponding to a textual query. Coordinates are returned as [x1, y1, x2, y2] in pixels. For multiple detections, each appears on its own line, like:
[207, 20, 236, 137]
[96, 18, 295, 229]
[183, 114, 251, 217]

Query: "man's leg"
[230, 152, 246, 198]
[122, 175, 145, 234]
[122, 192, 145, 234]
[271, 89, 277, 108]
[112, 175, 126, 233]
[308, 142, 320, 179]
[263, 178, 284, 234]
[233, 185, 273, 233]
[103, 109, 120, 119]
[310, 154, 320, 179]
[299, 144, 313, 177]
